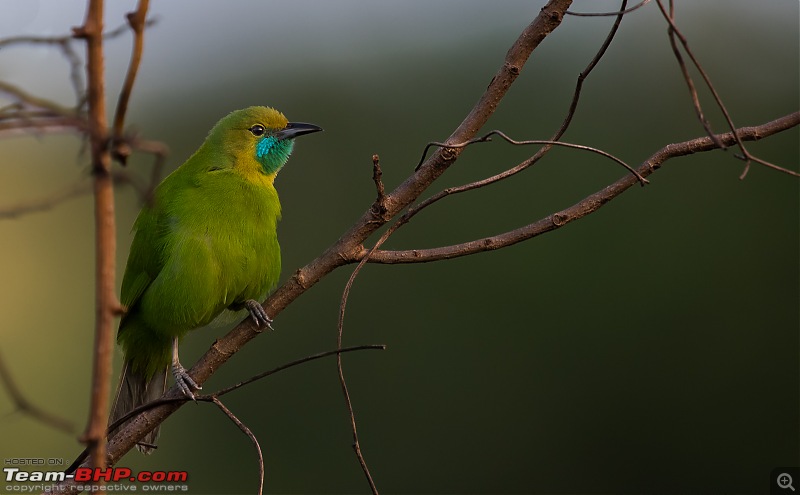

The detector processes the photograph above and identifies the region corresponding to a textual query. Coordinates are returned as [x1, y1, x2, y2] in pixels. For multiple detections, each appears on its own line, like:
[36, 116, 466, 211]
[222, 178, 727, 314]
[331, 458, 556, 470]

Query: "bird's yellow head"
[206, 106, 322, 177]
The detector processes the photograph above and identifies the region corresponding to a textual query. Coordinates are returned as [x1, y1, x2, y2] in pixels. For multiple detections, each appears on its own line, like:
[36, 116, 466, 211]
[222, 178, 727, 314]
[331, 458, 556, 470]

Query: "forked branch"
[364, 112, 799, 264]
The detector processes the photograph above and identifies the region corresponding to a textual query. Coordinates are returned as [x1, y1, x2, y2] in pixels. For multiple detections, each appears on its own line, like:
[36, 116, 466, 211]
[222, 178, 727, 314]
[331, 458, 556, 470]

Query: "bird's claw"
[171, 363, 201, 400]
[244, 299, 274, 331]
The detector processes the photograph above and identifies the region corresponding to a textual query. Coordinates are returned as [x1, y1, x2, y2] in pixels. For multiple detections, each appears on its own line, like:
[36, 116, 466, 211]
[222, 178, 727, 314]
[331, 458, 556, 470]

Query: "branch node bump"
[294, 268, 308, 289]
[440, 147, 459, 162]
[371, 154, 389, 220]
[552, 213, 569, 226]
[71, 26, 88, 39]
[505, 62, 521, 76]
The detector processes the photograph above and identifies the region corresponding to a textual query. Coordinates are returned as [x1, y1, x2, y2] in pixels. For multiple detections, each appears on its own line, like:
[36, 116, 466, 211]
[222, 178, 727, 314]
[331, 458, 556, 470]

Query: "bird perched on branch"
[109, 106, 322, 453]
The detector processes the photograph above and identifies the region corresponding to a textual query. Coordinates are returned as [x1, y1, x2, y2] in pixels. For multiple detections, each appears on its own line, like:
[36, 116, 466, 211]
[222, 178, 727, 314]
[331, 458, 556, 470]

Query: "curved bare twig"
[364, 112, 799, 264]
[654, 0, 799, 179]
[417, 131, 649, 185]
[211, 397, 264, 495]
[566, 0, 650, 17]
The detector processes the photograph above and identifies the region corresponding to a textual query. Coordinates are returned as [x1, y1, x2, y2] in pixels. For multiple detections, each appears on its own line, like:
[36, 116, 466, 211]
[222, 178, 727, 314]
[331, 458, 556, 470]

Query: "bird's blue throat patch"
[255, 136, 294, 175]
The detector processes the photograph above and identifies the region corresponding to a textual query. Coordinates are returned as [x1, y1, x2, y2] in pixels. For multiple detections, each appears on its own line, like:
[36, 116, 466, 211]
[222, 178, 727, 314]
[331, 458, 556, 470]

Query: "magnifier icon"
[778, 473, 796, 492]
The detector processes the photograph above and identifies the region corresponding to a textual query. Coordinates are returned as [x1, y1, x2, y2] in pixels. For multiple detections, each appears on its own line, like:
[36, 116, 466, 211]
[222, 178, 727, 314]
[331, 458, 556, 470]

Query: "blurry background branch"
[0, 0, 159, 472]
[0, 7, 166, 217]
[0, 351, 75, 435]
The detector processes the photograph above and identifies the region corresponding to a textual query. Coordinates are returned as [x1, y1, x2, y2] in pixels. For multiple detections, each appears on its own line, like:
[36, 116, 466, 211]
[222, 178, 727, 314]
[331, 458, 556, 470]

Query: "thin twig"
[0, 170, 147, 221]
[0, 351, 74, 434]
[129, 136, 168, 203]
[0, 115, 88, 137]
[364, 112, 800, 264]
[566, 0, 650, 16]
[0, 80, 77, 116]
[111, 0, 150, 164]
[68, 344, 385, 476]
[371, 154, 387, 216]
[0, 180, 92, 220]
[214, 344, 387, 398]
[417, 131, 648, 185]
[59, 40, 86, 106]
[337, 284, 381, 494]
[211, 397, 264, 495]
[0, 19, 155, 49]
[0, 18, 157, 111]
[412, 0, 630, 218]
[654, 0, 798, 179]
[663, 1, 723, 149]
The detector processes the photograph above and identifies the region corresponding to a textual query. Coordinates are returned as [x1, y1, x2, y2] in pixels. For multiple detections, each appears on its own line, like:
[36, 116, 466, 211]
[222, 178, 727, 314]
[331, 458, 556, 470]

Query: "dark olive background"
[1, 1, 797, 493]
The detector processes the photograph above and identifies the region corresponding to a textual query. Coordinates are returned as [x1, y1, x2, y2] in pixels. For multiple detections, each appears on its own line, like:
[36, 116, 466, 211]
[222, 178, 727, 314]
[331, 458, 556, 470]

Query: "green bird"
[109, 106, 322, 453]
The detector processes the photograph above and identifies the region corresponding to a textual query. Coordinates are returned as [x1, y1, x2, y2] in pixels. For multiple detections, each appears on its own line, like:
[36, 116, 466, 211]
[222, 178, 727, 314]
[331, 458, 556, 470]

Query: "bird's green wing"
[119, 206, 164, 330]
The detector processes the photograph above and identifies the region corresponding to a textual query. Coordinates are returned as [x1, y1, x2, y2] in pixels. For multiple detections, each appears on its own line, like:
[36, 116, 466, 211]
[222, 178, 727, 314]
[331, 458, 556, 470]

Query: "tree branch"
[655, 0, 798, 179]
[410, 0, 631, 228]
[364, 112, 799, 264]
[111, 0, 150, 164]
[66, 344, 385, 477]
[73, 0, 117, 471]
[0, 351, 74, 434]
[0, 168, 160, 221]
[566, 0, 650, 17]
[211, 397, 264, 495]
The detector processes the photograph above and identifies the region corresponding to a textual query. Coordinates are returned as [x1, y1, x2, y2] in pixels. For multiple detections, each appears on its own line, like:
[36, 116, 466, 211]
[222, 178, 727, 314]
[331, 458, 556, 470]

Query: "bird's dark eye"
[249, 125, 266, 137]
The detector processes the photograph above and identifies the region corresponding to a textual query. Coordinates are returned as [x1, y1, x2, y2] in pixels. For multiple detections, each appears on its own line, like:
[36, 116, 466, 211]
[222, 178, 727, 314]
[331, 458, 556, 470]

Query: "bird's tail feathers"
[108, 359, 167, 454]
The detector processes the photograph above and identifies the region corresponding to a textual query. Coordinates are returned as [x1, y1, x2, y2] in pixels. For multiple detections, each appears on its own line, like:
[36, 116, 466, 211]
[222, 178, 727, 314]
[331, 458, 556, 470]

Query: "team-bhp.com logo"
[4, 466, 188, 491]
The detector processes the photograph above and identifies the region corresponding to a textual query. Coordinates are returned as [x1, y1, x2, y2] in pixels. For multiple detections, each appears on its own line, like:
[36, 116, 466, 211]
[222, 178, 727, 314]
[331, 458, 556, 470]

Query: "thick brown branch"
[363, 112, 799, 264]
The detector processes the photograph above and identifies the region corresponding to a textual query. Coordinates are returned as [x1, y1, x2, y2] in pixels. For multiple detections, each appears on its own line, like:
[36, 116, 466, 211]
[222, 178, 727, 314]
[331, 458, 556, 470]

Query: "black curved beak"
[275, 122, 323, 141]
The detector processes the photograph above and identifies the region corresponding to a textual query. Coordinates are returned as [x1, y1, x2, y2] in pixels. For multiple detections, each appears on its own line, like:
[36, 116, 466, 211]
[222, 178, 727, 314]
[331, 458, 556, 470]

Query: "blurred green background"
[1, 1, 797, 493]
